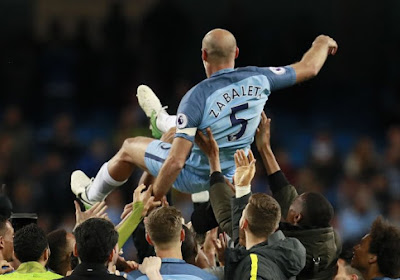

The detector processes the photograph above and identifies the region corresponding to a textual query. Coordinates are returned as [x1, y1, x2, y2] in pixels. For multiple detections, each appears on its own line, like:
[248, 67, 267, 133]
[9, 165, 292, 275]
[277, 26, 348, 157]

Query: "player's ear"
[202, 49, 208, 61]
[235, 47, 239, 59]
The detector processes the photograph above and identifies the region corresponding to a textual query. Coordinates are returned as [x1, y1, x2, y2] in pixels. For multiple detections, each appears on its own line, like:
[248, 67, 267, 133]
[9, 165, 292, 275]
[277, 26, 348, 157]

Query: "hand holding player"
[255, 111, 272, 152]
[139, 257, 162, 280]
[121, 184, 161, 220]
[195, 128, 221, 173]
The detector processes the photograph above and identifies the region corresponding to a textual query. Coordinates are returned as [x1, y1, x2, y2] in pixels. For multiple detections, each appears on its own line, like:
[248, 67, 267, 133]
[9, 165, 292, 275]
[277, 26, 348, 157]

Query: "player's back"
[176, 66, 296, 173]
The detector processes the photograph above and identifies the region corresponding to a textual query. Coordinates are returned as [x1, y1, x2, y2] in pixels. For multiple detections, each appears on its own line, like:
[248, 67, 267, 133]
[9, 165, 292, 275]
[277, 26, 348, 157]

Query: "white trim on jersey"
[176, 127, 197, 136]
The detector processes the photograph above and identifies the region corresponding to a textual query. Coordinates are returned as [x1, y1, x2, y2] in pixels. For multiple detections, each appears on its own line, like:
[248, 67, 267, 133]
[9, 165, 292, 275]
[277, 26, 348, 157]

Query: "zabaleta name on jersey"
[209, 85, 263, 118]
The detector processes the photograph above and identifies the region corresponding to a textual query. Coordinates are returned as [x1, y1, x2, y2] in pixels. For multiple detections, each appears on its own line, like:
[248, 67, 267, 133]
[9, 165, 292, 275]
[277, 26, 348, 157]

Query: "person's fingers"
[134, 184, 147, 199]
[206, 127, 213, 140]
[74, 200, 81, 214]
[94, 201, 106, 214]
[234, 152, 239, 167]
[261, 111, 267, 121]
[121, 203, 133, 219]
[248, 150, 255, 163]
[2, 267, 13, 273]
[238, 150, 247, 165]
[197, 130, 207, 143]
[89, 201, 102, 214]
[100, 213, 109, 220]
[96, 205, 108, 217]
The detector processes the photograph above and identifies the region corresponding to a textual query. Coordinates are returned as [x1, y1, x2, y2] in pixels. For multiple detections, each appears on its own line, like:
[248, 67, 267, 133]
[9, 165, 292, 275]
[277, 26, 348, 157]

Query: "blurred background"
[0, 0, 400, 259]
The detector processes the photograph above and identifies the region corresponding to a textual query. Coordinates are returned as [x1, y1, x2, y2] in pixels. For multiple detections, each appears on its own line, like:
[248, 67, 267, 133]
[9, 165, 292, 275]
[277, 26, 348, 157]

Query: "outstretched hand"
[212, 232, 228, 266]
[255, 111, 271, 152]
[234, 150, 256, 187]
[74, 200, 108, 230]
[121, 184, 161, 219]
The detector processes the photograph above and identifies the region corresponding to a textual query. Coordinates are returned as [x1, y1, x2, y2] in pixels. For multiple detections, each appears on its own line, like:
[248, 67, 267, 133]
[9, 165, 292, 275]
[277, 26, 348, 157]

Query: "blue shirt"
[129, 258, 217, 280]
[175, 66, 296, 174]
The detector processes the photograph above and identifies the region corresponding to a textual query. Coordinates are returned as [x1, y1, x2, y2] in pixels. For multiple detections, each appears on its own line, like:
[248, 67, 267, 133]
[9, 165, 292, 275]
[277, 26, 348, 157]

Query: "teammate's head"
[13, 223, 49, 263]
[240, 193, 281, 240]
[0, 215, 14, 262]
[181, 224, 197, 265]
[145, 206, 184, 250]
[47, 229, 76, 276]
[352, 216, 400, 278]
[201, 28, 239, 77]
[287, 192, 333, 228]
[74, 218, 119, 265]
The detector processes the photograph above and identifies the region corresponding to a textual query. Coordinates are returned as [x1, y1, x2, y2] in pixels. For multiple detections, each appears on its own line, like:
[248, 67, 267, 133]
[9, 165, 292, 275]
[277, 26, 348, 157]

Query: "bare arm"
[291, 35, 338, 83]
[152, 137, 192, 200]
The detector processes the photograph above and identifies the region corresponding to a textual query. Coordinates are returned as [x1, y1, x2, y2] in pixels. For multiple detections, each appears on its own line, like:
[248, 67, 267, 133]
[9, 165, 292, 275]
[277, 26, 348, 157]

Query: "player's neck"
[155, 246, 183, 260]
[206, 63, 235, 77]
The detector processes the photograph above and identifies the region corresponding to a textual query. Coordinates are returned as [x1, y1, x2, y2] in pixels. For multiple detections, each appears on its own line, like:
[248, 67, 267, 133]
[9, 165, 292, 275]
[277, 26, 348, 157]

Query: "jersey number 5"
[228, 103, 249, 141]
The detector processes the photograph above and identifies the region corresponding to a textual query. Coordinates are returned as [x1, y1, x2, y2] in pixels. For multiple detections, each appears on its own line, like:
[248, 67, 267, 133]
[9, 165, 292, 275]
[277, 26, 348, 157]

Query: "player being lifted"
[71, 28, 338, 207]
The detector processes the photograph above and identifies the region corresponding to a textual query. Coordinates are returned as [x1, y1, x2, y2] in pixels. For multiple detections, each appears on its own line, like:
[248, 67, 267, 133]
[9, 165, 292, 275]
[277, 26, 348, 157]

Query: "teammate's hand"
[196, 128, 221, 172]
[74, 201, 108, 230]
[122, 185, 162, 219]
[195, 128, 219, 159]
[255, 111, 271, 152]
[313, 35, 338, 55]
[0, 260, 13, 275]
[212, 232, 228, 266]
[139, 257, 162, 278]
[160, 127, 176, 144]
[234, 150, 256, 187]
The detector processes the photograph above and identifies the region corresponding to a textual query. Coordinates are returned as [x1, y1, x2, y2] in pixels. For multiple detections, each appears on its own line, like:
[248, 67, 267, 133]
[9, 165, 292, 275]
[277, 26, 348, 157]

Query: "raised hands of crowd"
[120, 184, 162, 221]
[255, 111, 272, 152]
[212, 231, 228, 266]
[73, 200, 109, 231]
[234, 149, 256, 188]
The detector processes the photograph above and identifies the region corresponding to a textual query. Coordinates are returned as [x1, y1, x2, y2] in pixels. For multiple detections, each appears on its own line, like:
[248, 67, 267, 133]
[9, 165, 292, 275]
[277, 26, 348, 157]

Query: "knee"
[119, 136, 152, 159]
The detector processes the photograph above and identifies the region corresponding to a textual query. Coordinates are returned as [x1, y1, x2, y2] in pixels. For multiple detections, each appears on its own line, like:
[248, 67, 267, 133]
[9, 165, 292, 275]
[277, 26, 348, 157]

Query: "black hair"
[300, 192, 334, 228]
[74, 218, 118, 264]
[181, 224, 198, 265]
[369, 216, 400, 278]
[0, 215, 8, 235]
[13, 223, 48, 262]
[47, 229, 68, 275]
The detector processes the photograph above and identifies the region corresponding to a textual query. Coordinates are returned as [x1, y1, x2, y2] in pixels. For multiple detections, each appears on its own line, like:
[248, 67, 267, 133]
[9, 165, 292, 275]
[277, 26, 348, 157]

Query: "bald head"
[202, 28, 237, 64]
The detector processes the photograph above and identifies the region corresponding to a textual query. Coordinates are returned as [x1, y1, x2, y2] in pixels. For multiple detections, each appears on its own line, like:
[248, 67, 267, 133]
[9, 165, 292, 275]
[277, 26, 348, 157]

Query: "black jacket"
[60, 262, 126, 280]
[269, 171, 342, 280]
[224, 230, 306, 280]
[225, 193, 306, 280]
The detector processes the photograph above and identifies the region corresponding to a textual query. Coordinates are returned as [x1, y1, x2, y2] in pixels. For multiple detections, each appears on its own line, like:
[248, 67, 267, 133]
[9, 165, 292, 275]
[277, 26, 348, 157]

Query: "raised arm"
[195, 128, 233, 236]
[255, 112, 298, 220]
[152, 137, 193, 200]
[291, 35, 338, 83]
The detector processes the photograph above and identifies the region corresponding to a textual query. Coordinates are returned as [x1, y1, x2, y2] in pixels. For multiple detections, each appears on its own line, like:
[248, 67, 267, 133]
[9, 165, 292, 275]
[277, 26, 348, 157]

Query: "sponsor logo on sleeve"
[177, 113, 188, 129]
[269, 67, 286, 75]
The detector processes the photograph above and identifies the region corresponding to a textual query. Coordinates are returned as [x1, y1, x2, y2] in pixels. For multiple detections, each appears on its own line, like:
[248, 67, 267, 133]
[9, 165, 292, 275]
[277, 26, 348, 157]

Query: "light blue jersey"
[176, 66, 296, 174]
[144, 65, 296, 193]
